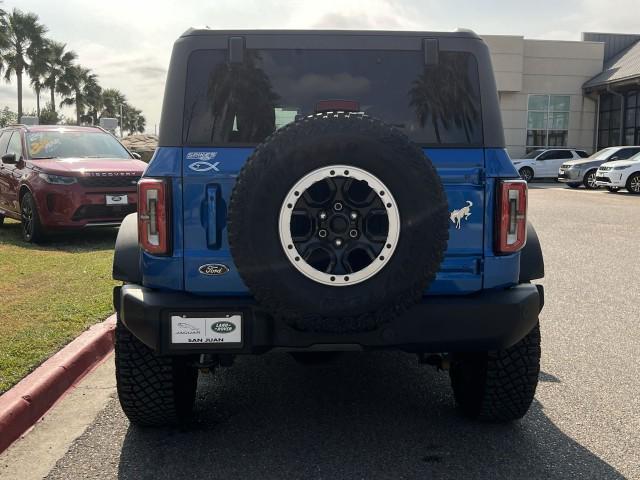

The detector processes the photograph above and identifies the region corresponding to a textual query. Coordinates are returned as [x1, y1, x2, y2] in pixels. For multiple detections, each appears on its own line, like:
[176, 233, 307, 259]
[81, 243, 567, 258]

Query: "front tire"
[20, 192, 46, 243]
[626, 173, 640, 194]
[449, 322, 541, 422]
[519, 167, 534, 183]
[583, 170, 599, 190]
[115, 315, 198, 427]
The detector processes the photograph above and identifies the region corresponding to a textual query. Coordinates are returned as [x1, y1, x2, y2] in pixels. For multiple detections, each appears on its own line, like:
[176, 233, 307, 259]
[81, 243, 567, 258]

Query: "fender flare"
[519, 221, 544, 282]
[113, 213, 142, 283]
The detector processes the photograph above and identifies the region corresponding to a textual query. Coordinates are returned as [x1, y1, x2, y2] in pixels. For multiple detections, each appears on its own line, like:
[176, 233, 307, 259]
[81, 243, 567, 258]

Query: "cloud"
[3, 0, 639, 132]
[312, 12, 407, 29]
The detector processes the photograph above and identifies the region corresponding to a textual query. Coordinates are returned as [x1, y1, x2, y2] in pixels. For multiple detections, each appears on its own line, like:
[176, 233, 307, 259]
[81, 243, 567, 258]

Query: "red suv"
[0, 125, 147, 242]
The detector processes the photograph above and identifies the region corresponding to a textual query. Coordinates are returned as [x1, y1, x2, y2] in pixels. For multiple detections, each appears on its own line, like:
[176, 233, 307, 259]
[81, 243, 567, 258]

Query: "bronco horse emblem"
[450, 201, 473, 229]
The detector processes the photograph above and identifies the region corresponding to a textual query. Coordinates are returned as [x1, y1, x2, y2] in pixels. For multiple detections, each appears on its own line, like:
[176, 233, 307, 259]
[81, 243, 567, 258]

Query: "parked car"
[558, 146, 640, 189]
[0, 125, 147, 242]
[512, 148, 589, 182]
[112, 29, 545, 427]
[595, 153, 640, 194]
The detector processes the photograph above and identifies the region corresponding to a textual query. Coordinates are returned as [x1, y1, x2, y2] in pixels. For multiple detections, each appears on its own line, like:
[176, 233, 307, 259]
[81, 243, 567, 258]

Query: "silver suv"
[558, 146, 640, 189]
[512, 148, 589, 182]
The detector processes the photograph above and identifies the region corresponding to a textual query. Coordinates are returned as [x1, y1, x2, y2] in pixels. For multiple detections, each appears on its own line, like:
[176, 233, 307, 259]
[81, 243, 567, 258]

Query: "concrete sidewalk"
[0, 355, 116, 480]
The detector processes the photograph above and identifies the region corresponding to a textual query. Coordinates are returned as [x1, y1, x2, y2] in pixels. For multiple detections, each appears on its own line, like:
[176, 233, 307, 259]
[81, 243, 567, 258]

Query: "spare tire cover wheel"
[228, 113, 449, 333]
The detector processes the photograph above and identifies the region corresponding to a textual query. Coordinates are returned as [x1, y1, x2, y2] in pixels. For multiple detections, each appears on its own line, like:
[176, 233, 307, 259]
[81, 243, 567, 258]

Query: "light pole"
[119, 104, 124, 137]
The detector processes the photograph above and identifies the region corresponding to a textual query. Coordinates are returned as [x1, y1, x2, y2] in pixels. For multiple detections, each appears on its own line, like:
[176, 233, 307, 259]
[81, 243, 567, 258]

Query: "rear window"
[183, 49, 483, 146]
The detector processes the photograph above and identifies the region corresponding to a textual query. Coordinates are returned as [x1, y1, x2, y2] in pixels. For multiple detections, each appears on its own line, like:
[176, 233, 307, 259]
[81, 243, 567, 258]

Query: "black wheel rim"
[290, 176, 389, 276]
[21, 199, 33, 240]
[279, 165, 400, 286]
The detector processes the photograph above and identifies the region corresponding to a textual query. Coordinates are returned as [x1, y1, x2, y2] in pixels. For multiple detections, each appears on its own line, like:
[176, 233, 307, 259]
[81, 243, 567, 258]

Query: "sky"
[1, 0, 639, 133]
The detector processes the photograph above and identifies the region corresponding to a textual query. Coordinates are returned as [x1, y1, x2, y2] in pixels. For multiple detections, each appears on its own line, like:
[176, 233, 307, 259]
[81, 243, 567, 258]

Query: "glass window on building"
[526, 95, 570, 153]
[598, 93, 623, 148]
[622, 91, 640, 146]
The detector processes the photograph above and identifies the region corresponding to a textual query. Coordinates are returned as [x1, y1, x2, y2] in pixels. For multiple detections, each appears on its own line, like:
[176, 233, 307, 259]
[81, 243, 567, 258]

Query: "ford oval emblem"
[199, 263, 229, 276]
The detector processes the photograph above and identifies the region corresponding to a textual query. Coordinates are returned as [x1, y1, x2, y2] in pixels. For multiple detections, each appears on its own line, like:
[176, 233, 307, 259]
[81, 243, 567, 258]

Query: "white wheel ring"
[278, 165, 400, 286]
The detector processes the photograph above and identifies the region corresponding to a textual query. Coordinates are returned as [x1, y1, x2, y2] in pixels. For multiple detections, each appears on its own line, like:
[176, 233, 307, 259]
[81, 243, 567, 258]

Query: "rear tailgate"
[182, 147, 484, 295]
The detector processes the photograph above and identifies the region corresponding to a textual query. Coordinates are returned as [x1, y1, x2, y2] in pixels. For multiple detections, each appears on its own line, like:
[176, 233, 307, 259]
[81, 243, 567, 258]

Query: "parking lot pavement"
[4, 186, 639, 479]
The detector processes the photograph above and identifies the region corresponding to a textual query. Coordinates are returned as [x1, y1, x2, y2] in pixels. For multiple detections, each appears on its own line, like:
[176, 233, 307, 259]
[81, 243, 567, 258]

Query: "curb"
[0, 314, 116, 454]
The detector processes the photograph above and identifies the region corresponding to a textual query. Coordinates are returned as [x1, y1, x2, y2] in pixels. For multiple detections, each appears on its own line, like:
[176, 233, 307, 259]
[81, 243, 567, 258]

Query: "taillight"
[138, 178, 170, 255]
[496, 180, 527, 254]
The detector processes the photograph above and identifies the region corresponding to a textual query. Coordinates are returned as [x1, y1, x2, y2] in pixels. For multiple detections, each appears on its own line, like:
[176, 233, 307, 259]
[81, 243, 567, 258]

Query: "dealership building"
[483, 33, 640, 158]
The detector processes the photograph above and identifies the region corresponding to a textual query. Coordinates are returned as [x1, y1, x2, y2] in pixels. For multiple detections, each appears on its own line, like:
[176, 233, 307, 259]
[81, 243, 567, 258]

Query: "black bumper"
[114, 284, 543, 355]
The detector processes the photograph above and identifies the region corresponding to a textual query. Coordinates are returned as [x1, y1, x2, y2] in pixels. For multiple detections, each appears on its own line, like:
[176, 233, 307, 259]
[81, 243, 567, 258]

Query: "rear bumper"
[114, 283, 544, 355]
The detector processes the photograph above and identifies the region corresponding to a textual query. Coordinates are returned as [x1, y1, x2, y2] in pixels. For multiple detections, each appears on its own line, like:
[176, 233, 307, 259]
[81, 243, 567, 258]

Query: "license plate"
[106, 194, 128, 205]
[171, 314, 242, 345]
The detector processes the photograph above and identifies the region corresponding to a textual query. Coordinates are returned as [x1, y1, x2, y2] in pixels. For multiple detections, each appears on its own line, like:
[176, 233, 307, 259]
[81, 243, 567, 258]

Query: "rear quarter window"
[183, 49, 483, 146]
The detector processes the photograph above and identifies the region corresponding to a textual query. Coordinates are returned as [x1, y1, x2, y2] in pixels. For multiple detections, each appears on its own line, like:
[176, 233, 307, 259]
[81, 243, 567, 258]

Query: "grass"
[0, 219, 117, 394]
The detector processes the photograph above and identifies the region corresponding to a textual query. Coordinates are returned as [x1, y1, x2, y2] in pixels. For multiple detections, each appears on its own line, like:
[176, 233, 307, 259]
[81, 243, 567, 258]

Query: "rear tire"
[583, 170, 598, 190]
[606, 186, 620, 193]
[519, 167, 534, 183]
[449, 322, 541, 422]
[566, 182, 581, 189]
[115, 315, 198, 427]
[20, 192, 46, 243]
[626, 173, 640, 194]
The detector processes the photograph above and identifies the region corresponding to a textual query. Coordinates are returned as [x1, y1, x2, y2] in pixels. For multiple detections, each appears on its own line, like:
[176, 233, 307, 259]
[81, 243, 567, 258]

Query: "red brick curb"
[0, 314, 116, 453]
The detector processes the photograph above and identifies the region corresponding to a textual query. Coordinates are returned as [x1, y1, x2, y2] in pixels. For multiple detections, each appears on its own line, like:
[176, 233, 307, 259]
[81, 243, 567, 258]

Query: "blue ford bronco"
[112, 29, 544, 426]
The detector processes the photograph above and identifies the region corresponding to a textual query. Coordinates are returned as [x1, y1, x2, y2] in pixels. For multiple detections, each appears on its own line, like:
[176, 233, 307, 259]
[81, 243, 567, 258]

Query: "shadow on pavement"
[117, 351, 624, 480]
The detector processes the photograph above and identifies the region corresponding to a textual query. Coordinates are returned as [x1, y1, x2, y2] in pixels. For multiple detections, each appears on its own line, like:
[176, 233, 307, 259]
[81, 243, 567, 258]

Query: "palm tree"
[409, 53, 480, 144]
[60, 65, 99, 124]
[0, 9, 47, 121]
[82, 73, 102, 125]
[100, 88, 127, 118]
[122, 106, 146, 135]
[43, 41, 76, 114]
[206, 50, 278, 143]
[27, 38, 49, 118]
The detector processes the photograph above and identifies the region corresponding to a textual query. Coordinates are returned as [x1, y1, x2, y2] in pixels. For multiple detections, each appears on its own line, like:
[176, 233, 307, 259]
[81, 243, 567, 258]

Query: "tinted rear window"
[183, 49, 483, 146]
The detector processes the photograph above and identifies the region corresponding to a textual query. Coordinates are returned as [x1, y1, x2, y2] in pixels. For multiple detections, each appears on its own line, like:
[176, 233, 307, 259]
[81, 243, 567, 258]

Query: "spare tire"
[228, 113, 449, 333]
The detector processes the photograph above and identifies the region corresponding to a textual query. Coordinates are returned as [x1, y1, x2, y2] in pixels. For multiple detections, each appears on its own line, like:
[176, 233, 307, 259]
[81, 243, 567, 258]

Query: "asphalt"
[6, 184, 640, 479]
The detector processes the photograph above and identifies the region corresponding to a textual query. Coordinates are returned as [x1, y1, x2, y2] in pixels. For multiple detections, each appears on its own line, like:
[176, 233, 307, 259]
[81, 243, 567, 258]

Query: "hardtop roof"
[179, 28, 480, 40]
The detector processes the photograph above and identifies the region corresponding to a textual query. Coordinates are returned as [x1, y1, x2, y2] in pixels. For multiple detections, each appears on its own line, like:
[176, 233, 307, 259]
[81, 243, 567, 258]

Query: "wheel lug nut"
[333, 202, 343, 211]
[334, 238, 343, 247]
[319, 211, 327, 220]
[318, 229, 328, 238]
[350, 212, 357, 220]
[349, 229, 358, 238]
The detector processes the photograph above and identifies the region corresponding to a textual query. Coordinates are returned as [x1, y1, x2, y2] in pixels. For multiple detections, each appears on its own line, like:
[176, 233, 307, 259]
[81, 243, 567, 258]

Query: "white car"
[512, 148, 589, 182]
[595, 153, 640, 194]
